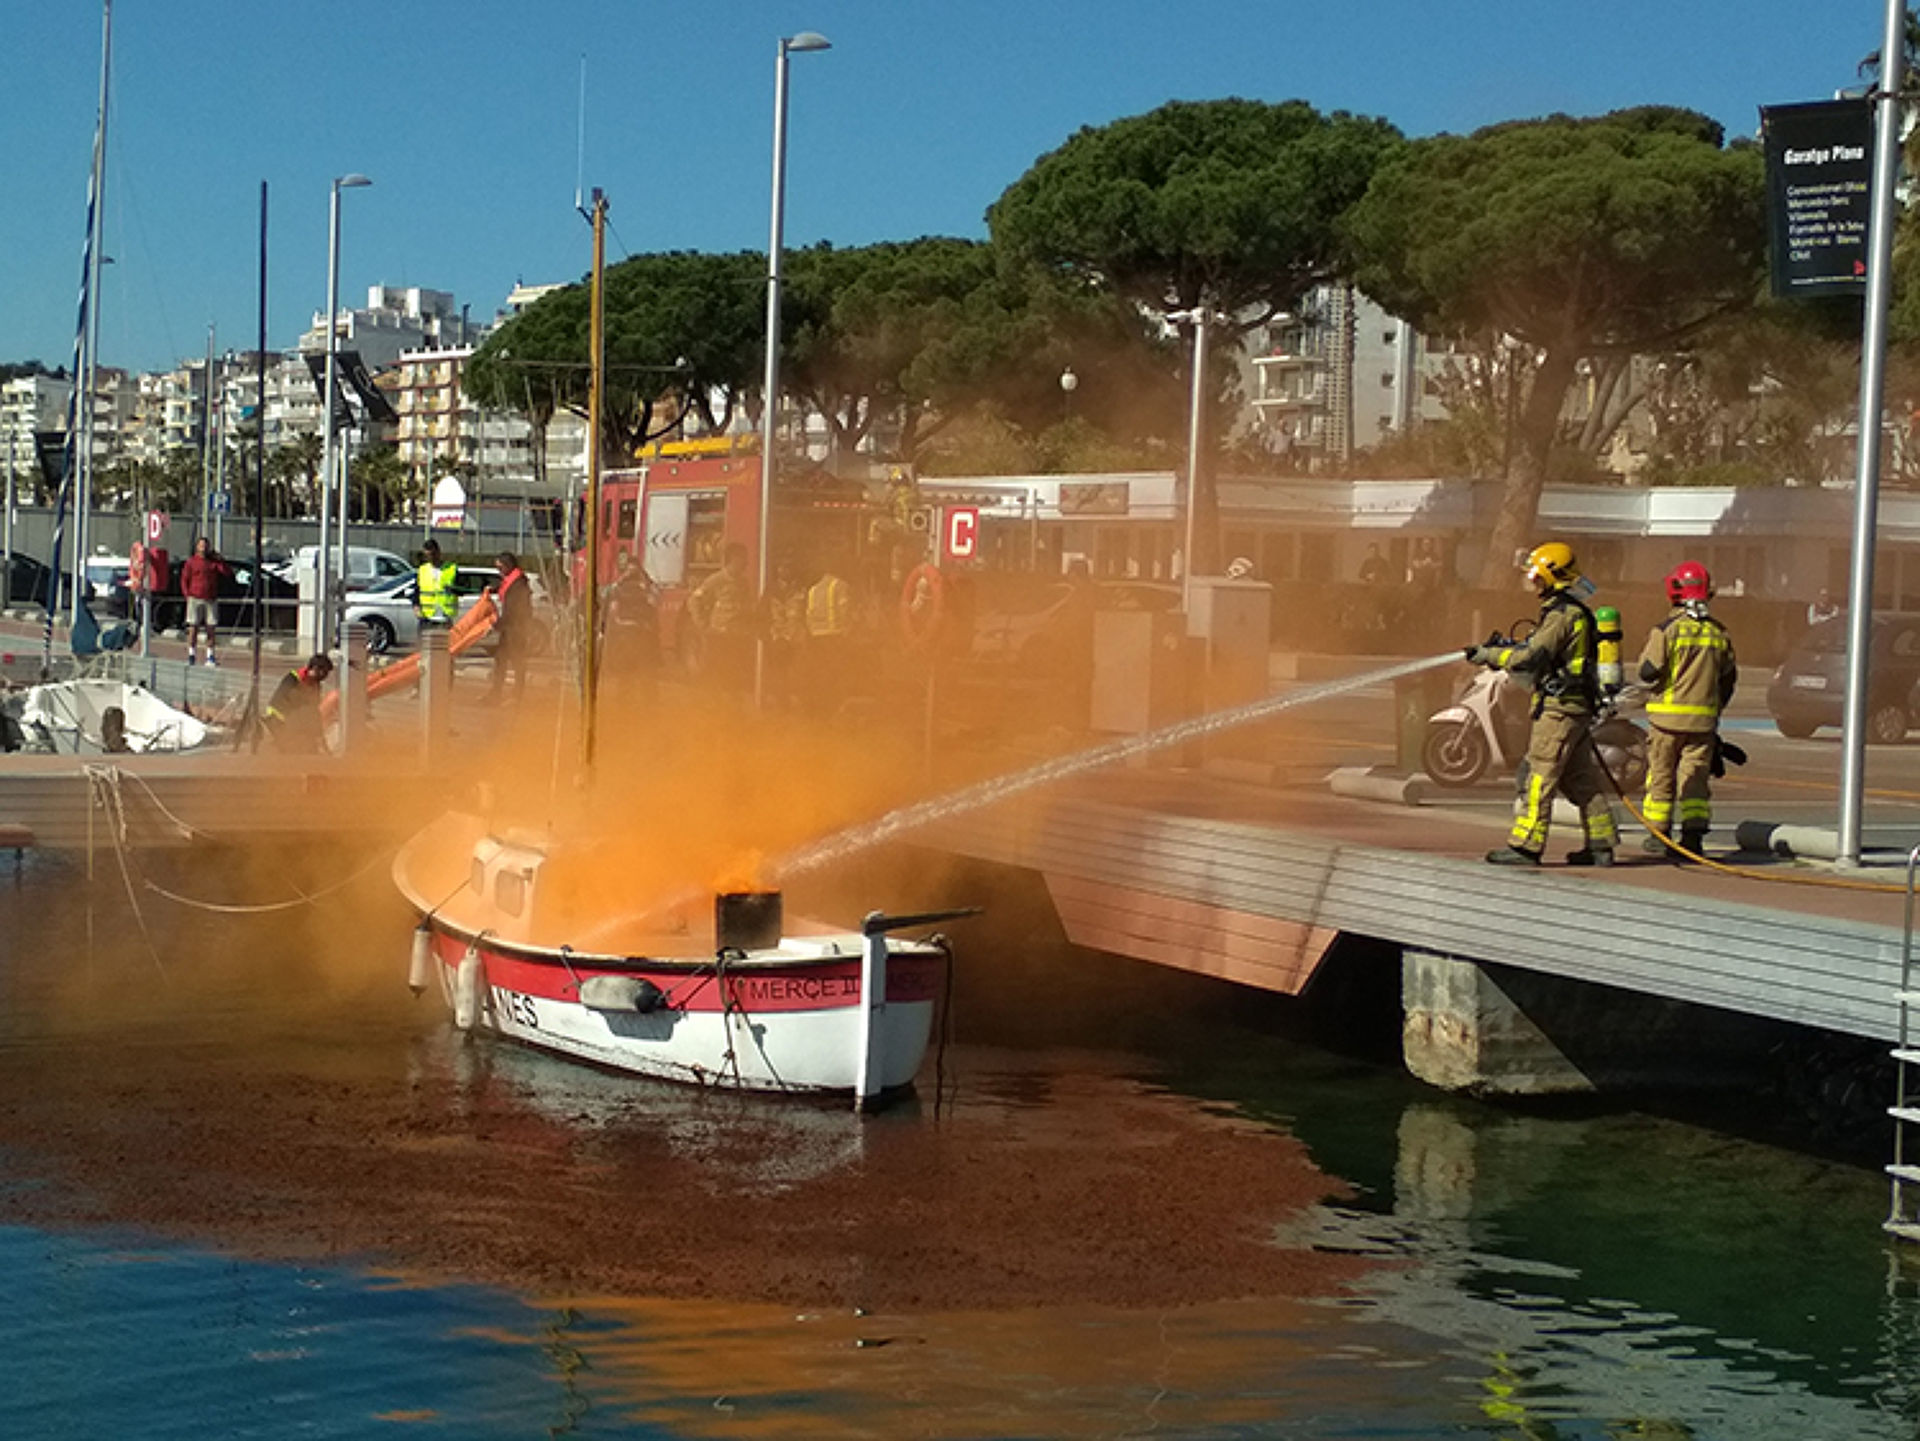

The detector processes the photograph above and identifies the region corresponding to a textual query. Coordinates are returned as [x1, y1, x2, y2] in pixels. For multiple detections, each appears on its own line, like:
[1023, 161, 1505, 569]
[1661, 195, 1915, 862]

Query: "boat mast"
[42, 0, 111, 675]
[77, 0, 112, 622]
[582, 189, 607, 770]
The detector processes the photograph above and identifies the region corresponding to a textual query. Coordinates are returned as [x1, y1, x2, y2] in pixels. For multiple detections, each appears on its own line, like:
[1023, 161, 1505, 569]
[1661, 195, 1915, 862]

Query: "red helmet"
[1666, 561, 1712, 605]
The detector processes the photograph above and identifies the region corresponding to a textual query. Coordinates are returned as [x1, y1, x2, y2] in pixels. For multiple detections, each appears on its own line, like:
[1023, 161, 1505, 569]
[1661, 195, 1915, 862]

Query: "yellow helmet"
[1521, 542, 1579, 593]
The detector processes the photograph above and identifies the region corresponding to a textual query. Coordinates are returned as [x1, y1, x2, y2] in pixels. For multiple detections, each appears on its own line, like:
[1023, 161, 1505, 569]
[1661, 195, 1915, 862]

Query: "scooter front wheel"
[1423, 720, 1490, 788]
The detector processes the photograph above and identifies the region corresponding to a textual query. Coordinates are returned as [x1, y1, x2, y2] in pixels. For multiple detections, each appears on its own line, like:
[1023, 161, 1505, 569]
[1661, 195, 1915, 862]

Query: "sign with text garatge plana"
[1761, 97, 1872, 299]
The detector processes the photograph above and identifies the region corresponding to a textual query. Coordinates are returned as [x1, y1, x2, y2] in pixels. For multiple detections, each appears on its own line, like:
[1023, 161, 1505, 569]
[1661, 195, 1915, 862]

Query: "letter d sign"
[943, 506, 979, 562]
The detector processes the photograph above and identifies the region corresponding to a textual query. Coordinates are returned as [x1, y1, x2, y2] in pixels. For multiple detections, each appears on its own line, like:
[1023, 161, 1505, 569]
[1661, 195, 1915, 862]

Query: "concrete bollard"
[420, 625, 452, 768]
[1732, 821, 1840, 860]
[339, 622, 369, 756]
[1329, 766, 1431, 806]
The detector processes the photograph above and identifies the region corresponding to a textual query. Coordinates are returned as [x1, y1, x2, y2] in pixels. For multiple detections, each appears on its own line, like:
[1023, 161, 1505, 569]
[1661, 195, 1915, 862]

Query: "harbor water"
[0, 844, 1916, 1439]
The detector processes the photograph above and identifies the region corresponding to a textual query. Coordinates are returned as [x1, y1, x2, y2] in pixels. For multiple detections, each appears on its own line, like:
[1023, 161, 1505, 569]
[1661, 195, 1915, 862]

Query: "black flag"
[303, 352, 355, 431]
[32, 431, 67, 491]
[336, 350, 399, 424]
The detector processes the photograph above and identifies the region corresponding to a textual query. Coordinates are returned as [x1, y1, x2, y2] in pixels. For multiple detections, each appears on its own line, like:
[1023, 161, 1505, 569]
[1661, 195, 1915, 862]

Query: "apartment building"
[297, 285, 469, 373]
[1244, 285, 1450, 466]
[1, 373, 74, 495]
[384, 341, 583, 532]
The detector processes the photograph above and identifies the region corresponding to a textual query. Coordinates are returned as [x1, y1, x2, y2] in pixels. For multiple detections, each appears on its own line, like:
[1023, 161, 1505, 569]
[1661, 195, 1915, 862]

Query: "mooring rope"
[81, 765, 166, 974]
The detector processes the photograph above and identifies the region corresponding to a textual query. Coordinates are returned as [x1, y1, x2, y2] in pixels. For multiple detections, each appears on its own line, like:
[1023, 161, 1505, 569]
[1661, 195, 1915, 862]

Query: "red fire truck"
[576, 438, 914, 664]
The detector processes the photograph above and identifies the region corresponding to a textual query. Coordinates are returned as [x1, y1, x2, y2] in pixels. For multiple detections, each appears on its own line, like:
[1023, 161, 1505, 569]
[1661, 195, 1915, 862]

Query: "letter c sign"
[943, 506, 979, 562]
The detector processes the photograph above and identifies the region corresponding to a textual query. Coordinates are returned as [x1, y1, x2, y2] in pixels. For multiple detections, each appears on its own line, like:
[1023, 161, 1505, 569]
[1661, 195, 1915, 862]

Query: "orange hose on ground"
[321, 600, 499, 723]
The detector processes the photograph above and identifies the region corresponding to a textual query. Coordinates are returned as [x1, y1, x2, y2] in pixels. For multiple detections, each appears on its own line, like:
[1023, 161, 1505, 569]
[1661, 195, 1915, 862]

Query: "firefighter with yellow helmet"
[1463, 542, 1620, 867]
[1638, 560, 1738, 861]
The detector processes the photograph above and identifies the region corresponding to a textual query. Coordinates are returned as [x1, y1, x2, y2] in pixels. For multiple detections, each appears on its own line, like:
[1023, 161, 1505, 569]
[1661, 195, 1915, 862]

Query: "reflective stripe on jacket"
[806, 575, 852, 637]
[417, 561, 457, 621]
[1638, 606, 1737, 733]
[1483, 592, 1597, 717]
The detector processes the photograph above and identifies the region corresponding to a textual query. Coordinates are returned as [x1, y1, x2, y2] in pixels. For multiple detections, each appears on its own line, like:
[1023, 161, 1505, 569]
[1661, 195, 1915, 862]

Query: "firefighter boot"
[1485, 847, 1542, 868]
[1641, 827, 1671, 857]
[1674, 827, 1708, 865]
[1565, 846, 1614, 868]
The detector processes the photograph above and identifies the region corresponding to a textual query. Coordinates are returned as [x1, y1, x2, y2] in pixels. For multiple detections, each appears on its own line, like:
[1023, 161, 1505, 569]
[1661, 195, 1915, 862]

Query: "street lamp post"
[1167, 307, 1218, 612]
[1838, 0, 1907, 865]
[756, 29, 830, 709]
[316, 172, 369, 654]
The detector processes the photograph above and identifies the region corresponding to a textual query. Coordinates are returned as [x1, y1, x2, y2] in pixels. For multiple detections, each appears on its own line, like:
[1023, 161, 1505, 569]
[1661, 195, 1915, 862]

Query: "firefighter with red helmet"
[1464, 542, 1620, 867]
[1638, 560, 1738, 861]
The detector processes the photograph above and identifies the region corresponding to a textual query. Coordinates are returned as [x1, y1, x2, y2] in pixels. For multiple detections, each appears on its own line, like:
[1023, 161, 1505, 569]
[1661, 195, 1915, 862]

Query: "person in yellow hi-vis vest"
[1463, 542, 1620, 868]
[415, 538, 457, 629]
[803, 563, 855, 714]
[1638, 560, 1738, 863]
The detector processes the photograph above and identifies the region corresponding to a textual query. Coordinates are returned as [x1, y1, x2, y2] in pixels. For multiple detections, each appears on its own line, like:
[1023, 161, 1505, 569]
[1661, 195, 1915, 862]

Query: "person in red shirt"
[179, 537, 232, 666]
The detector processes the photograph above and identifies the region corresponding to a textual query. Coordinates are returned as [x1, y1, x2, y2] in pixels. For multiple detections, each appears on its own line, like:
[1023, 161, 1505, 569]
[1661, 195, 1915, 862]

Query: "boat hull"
[427, 928, 942, 1095]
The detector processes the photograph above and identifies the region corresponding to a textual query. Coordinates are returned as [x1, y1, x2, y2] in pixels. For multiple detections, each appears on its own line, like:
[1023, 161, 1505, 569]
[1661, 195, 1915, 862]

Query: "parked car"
[1766, 613, 1920, 743]
[272, 545, 414, 589]
[84, 554, 131, 615]
[338, 565, 551, 656]
[2, 553, 61, 610]
[121, 556, 299, 634]
[340, 571, 419, 654]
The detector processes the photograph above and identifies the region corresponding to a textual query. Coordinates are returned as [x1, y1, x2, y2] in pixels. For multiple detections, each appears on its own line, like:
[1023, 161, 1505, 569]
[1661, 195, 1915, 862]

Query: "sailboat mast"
[200, 324, 216, 538]
[582, 189, 608, 770]
[77, 0, 112, 619]
[42, 0, 111, 673]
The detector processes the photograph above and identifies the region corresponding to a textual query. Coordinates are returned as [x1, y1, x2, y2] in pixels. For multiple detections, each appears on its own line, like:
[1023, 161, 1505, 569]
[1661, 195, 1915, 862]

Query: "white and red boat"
[394, 812, 968, 1104]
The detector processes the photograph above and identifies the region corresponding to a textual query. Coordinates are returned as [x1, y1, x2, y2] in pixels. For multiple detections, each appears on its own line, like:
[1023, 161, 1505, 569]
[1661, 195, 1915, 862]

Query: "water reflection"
[1265, 1101, 1920, 1439]
[413, 1031, 873, 1194]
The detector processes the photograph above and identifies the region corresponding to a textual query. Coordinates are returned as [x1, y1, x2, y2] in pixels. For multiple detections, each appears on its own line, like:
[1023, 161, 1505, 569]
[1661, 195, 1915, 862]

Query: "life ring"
[899, 562, 946, 650]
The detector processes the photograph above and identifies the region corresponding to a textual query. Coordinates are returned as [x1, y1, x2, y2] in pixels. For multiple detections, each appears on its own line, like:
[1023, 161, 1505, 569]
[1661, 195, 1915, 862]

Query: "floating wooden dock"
[919, 775, 1910, 1090]
[0, 751, 441, 853]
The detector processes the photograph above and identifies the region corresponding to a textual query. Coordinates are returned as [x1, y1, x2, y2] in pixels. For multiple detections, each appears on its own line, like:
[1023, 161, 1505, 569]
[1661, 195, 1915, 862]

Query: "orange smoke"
[712, 850, 769, 895]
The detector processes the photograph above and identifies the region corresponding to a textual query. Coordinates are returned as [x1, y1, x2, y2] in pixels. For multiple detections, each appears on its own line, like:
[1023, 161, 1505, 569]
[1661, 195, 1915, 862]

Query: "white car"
[339, 571, 420, 655]
[339, 565, 551, 656]
[276, 545, 414, 589]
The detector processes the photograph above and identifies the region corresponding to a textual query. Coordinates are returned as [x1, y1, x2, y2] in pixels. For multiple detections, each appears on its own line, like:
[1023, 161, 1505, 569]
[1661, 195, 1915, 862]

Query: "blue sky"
[0, 1, 1884, 376]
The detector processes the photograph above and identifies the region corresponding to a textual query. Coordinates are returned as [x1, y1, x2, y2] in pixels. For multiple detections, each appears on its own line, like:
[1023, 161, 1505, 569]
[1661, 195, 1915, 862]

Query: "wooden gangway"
[920, 773, 1909, 1046]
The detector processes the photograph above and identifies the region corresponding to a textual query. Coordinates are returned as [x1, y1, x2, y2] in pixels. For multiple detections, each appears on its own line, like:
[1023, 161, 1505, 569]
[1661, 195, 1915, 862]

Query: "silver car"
[339, 565, 551, 656]
[339, 571, 419, 655]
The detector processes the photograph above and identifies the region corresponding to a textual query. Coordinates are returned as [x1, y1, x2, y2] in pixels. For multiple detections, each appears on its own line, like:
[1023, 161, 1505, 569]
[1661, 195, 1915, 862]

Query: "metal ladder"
[1887, 844, 1920, 1241]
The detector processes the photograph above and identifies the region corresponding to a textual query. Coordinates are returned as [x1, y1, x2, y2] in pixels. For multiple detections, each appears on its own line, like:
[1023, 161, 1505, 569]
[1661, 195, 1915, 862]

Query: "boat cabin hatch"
[469, 834, 548, 942]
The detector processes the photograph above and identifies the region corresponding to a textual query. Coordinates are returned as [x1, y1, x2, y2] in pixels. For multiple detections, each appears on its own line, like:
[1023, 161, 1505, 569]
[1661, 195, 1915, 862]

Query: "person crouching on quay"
[1462, 542, 1620, 868]
[1638, 561, 1737, 863]
[265, 653, 333, 753]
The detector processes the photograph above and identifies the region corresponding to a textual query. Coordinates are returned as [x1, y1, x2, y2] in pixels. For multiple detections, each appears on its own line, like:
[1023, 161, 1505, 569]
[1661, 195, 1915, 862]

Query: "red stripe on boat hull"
[432, 932, 943, 1014]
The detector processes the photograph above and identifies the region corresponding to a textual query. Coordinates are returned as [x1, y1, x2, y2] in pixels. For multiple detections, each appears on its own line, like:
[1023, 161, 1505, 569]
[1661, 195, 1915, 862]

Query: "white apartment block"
[8, 283, 596, 518]
[2, 374, 74, 493]
[1244, 286, 1450, 466]
[388, 343, 582, 503]
[298, 285, 468, 372]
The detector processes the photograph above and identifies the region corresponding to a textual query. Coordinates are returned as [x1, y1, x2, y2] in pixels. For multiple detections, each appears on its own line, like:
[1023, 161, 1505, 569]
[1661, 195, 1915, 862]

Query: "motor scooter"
[1423, 656, 1648, 794]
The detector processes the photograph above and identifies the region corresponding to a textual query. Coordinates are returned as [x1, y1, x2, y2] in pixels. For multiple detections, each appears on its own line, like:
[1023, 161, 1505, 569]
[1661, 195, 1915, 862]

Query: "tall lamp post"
[756, 29, 831, 708]
[316, 172, 370, 652]
[1837, 0, 1906, 865]
[1167, 307, 1219, 612]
